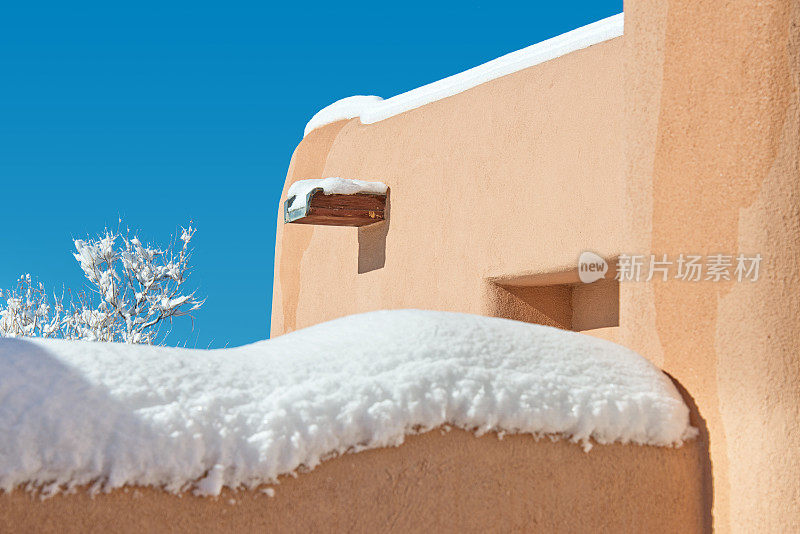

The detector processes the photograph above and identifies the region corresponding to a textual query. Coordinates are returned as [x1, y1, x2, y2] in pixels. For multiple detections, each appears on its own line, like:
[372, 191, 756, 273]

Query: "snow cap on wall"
[0, 309, 693, 497]
[304, 13, 623, 136]
[304, 96, 384, 137]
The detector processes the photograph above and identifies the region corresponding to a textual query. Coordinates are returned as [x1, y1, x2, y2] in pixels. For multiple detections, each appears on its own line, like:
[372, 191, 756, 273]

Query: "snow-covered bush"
[0, 225, 204, 344]
[0, 274, 64, 339]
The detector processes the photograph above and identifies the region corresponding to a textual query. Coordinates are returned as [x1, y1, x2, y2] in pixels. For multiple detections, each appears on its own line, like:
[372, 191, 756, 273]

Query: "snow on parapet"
[0, 309, 694, 497]
[304, 13, 623, 136]
[304, 95, 383, 137]
[286, 177, 388, 211]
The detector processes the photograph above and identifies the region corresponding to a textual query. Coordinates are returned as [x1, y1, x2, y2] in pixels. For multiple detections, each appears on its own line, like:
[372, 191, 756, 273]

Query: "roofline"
[304, 12, 623, 136]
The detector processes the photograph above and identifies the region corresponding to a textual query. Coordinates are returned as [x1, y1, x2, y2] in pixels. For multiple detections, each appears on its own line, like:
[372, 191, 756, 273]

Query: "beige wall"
[272, 2, 800, 531]
[272, 37, 627, 335]
[1, 429, 705, 534]
[624, 1, 800, 532]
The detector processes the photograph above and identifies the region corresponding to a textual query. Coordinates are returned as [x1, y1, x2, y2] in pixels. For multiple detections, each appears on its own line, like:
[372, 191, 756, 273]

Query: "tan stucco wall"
[624, 1, 800, 532]
[270, 2, 800, 531]
[272, 37, 627, 335]
[1, 429, 705, 533]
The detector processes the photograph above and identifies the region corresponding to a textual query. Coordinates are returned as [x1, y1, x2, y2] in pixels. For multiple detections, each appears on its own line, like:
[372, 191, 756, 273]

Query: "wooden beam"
[284, 190, 387, 227]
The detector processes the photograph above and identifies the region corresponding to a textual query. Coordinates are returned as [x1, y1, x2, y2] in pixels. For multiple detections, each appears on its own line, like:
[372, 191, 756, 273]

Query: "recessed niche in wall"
[486, 274, 619, 332]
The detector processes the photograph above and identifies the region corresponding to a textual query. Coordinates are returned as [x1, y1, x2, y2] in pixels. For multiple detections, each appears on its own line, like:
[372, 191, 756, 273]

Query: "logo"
[578, 251, 608, 283]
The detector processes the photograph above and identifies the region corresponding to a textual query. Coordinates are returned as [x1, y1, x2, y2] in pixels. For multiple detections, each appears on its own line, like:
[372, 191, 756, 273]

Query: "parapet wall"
[1, 429, 705, 533]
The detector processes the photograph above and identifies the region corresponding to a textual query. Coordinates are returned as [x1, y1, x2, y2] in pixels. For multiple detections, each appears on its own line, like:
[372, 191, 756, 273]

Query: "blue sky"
[0, 1, 621, 348]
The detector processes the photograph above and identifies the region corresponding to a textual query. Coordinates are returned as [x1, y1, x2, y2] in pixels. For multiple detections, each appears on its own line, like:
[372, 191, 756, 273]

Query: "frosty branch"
[0, 225, 204, 344]
[0, 274, 65, 339]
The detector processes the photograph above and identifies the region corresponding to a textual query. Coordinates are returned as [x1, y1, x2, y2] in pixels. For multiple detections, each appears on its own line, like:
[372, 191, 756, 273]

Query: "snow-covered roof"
[0, 309, 694, 497]
[304, 13, 623, 136]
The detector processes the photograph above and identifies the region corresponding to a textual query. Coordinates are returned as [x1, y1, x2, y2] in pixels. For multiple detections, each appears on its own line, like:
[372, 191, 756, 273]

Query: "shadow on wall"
[667, 372, 714, 534]
[486, 277, 620, 332]
[357, 192, 390, 274]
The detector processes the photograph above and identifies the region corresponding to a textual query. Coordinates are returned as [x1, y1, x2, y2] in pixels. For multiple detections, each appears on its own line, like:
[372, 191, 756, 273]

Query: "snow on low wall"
[0, 428, 707, 533]
[0, 310, 694, 497]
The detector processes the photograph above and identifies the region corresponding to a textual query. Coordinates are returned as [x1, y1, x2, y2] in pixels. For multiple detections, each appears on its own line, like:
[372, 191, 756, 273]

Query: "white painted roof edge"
[304, 12, 623, 136]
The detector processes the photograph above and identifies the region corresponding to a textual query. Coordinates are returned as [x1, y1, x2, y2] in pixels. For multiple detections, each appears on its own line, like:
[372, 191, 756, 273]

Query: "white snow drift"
[286, 177, 388, 212]
[304, 13, 623, 135]
[0, 309, 694, 497]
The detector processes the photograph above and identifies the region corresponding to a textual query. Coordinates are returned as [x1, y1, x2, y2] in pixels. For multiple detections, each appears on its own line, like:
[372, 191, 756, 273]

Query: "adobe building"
[1, 1, 797, 533]
[272, 1, 799, 532]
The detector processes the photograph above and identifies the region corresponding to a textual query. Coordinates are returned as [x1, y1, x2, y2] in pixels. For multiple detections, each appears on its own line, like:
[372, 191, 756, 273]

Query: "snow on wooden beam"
[284, 190, 386, 227]
[284, 178, 388, 227]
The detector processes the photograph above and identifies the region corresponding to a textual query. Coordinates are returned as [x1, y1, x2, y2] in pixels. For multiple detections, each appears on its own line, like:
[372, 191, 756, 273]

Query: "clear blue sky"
[0, 1, 621, 348]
